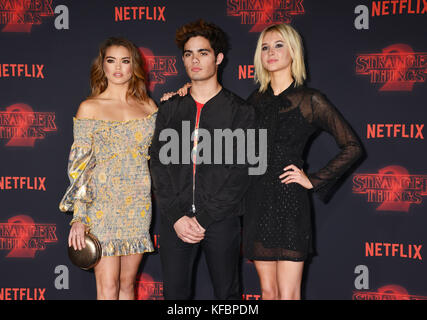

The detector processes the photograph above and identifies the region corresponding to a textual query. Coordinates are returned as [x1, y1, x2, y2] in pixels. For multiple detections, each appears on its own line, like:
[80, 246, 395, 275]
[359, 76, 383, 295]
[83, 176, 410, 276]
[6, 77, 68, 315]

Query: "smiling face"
[260, 30, 293, 76]
[182, 36, 223, 82]
[103, 45, 133, 85]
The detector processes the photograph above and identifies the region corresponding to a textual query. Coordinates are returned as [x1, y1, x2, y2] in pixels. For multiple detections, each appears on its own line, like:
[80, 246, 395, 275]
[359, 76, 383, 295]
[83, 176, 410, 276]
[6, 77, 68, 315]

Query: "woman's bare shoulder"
[144, 97, 158, 114]
[75, 98, 103, 119]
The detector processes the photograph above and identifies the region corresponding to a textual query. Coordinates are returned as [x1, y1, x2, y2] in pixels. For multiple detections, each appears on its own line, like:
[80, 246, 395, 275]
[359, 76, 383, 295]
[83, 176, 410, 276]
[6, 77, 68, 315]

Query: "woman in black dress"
[242, 23, 363, 300]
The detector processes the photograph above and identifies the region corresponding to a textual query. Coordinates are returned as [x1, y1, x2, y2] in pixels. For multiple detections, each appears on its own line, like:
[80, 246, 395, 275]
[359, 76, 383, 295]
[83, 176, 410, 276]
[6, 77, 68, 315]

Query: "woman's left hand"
[279, 164, 313, 189]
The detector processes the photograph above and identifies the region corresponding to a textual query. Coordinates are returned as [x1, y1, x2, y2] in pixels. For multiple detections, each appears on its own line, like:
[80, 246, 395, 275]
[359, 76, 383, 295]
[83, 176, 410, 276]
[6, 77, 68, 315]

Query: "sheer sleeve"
[59, 118, 96, 228]
[306, 91, 363, 201]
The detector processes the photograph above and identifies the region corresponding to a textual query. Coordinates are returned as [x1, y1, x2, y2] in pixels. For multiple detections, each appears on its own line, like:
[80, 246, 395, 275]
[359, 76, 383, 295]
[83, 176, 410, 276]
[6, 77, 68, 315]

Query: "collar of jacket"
[180, 87, 226, 107]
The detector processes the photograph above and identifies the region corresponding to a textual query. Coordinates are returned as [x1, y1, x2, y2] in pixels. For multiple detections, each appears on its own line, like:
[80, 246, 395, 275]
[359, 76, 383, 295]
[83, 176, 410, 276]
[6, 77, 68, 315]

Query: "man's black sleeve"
[150, 101, 184, 225]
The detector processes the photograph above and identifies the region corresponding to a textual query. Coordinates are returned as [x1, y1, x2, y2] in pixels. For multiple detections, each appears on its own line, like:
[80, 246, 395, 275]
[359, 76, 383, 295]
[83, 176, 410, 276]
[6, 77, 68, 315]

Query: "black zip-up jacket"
[150, 88, 255, 229]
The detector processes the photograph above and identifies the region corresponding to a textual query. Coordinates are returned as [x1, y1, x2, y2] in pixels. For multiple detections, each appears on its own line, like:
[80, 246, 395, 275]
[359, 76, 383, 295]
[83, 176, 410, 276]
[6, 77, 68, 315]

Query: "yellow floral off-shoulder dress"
[59, 112, 157, 256]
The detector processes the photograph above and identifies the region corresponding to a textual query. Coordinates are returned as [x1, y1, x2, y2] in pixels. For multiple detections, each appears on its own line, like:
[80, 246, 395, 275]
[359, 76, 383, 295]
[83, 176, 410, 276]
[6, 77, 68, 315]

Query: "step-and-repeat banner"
[0, 0, 426, 300]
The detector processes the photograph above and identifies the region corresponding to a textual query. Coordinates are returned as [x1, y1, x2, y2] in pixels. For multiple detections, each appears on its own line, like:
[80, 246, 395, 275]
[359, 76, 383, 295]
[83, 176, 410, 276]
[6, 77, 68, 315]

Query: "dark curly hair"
[175, 19, 229, 57]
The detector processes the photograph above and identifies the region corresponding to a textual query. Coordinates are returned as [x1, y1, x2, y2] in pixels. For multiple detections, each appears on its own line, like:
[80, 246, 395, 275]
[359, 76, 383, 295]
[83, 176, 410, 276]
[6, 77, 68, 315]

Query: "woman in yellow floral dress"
[59, 37, 157, 300]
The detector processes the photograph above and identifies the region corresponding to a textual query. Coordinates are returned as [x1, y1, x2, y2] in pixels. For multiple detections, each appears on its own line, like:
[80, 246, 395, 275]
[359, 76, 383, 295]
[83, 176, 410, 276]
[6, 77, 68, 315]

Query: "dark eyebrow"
[183, 48, 212, 54]
[105, 56, 131, 59]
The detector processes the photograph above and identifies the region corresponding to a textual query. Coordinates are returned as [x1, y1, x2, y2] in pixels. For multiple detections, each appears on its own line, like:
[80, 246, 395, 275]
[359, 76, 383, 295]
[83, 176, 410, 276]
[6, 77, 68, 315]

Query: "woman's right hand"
[160, 83, 192, 102]
[68, 221, 87, 250]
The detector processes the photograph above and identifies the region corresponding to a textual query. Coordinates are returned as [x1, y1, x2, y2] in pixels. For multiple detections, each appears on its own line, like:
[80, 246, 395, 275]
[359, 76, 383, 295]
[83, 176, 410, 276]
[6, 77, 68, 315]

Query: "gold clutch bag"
[68, 232, 102, 270]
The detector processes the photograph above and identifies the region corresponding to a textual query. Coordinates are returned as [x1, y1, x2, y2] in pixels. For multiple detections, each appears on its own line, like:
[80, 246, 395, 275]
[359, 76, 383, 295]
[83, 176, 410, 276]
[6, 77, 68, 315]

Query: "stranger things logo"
[356, 44, 427, 91]
[226, 0, 305, 32]
[353, 285, 427, 300]
[0, 0, 54, 33]
[139, 48, 178, 91]
[135, 273, 163, 300]
[353, 165, 427, 212]
[0, 103, 57, 147]
[0, 215, 57, 258]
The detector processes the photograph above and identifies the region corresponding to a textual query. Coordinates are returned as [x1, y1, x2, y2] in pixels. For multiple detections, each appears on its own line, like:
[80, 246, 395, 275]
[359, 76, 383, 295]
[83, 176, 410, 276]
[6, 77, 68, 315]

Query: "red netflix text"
[114, 6, 165, 22]
[371, 0, 427, 16]
[227, 0, 305, 32]
[238, 65, 255, 80]
[0, 176, 46, 191]
[353, 285, 427, 300]
[356, 44, 427, 91]
[353, 166, 427, 212]
[0, 288, 46, 300]
[365, 242, 422, 260]
[367, 124, 424, 139]
[0, 64, 44, 78]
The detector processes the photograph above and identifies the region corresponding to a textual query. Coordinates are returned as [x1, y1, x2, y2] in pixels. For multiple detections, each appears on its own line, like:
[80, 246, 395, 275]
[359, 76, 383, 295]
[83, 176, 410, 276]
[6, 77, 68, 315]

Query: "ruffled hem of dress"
[100, 236, 154, 257]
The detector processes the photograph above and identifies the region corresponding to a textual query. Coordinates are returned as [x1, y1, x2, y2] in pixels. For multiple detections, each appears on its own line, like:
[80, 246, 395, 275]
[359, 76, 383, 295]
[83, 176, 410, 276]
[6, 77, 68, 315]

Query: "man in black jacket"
[150, 19, 255, 300]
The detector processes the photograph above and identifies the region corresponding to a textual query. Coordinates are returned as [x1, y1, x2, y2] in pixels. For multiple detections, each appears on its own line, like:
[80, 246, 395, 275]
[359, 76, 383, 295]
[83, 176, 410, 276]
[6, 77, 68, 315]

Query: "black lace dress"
[243, 83, 363, 261]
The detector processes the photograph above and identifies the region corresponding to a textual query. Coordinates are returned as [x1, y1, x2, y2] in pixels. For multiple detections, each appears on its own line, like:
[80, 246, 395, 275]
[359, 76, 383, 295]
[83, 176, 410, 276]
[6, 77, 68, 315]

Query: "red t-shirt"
[192, 101, 204, 176]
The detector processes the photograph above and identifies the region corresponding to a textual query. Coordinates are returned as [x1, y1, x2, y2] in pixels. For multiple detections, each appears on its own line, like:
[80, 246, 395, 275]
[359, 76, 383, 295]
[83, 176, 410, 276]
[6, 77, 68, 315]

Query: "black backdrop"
[0, 0, 426, 300]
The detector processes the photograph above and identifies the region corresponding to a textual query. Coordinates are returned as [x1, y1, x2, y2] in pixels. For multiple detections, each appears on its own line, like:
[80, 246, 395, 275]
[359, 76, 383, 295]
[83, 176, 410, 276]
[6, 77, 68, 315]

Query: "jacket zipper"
[192, 104, 204, 215]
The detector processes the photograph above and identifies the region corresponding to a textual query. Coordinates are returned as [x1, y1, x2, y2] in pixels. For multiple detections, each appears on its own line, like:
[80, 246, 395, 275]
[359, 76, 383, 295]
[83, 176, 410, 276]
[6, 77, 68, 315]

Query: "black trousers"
[159, 215, 241, 300]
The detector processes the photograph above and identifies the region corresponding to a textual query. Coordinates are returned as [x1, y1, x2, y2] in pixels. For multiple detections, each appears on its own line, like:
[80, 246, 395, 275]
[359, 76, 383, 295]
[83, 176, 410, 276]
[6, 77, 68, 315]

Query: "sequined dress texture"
[243, 85, 362, 261]
[59, 113, 157, 256]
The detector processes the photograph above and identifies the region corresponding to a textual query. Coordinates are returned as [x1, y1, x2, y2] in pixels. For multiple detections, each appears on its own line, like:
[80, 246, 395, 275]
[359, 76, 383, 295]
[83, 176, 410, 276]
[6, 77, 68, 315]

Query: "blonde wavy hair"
[254, 24, 307, 92]
[89, 37, 149, 102]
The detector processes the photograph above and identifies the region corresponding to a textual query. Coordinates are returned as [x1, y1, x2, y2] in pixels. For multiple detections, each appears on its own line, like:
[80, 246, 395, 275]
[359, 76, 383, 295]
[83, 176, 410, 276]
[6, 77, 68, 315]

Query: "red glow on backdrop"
[0, 215, 57, 258]
[356, 44, 427, 91]
[135, 273, 164, 300]
[353, 165, 427, 212]
[0, 103, 57, 147]
[226, 0, 305, 32]
[138, 48, 178, 92]
[353, 285, 427, 300]
[0, 0, 54, 33]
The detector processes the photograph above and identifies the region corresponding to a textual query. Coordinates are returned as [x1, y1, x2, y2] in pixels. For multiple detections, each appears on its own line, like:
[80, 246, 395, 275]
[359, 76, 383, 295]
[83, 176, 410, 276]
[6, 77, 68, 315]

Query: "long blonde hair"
[254, 24, 306, 92]
[89, 37, 149, 102]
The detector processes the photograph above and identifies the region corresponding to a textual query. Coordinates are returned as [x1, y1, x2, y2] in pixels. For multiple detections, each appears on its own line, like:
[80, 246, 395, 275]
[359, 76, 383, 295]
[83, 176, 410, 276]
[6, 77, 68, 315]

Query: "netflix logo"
[367, 123, 424, 139]
[238, 65, 254, 80]
[0, 288, 46, 300]
[0, 176, 46, 191]
[365, 242, 422, 260]
[114, 6, 166, 22]
[0, 64, 44, 79]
